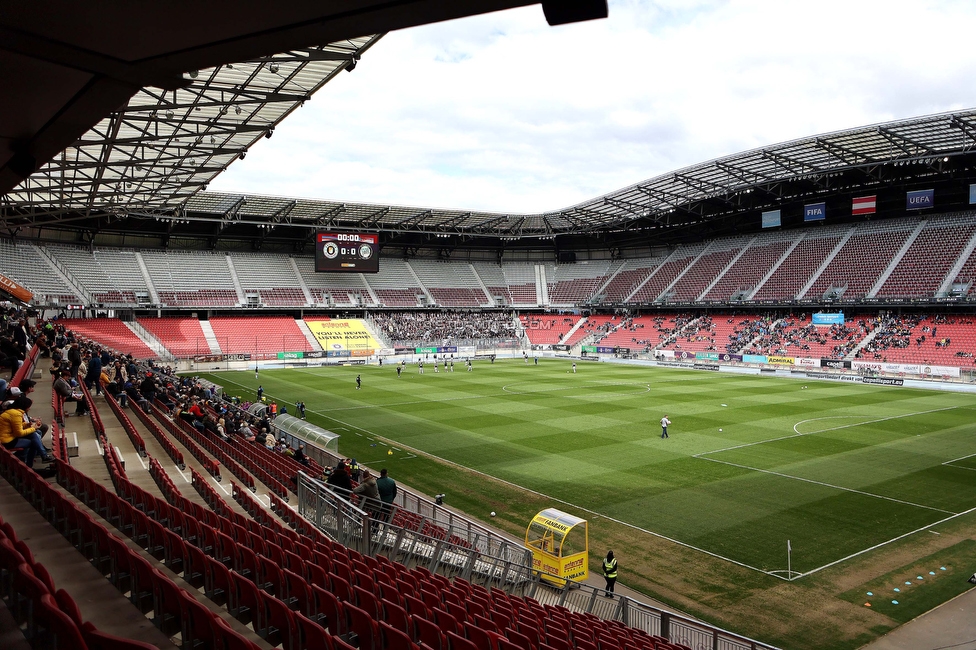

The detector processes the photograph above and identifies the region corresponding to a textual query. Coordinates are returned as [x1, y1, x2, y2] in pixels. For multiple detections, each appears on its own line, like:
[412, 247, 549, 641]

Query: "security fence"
[297, 473, 779, 650]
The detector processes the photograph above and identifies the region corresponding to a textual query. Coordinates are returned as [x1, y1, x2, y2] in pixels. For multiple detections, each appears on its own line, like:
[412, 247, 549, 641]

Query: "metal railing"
[296, 473, 779, 650]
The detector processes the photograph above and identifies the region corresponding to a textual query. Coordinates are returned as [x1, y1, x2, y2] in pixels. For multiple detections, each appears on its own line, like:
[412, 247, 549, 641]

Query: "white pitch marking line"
[696, 456, 956, 514]
[698, 405, 963, 458]
[793, 504, 976, 580]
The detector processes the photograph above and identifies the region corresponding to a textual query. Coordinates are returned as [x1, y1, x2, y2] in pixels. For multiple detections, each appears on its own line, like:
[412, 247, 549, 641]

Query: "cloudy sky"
[210, 0, 976, 214]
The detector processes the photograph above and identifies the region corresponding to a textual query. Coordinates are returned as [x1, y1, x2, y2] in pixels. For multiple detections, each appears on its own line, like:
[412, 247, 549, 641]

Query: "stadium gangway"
[294, 448, 520, 565]
[297, 473, 534, 586]
[296, 473, 779, 650]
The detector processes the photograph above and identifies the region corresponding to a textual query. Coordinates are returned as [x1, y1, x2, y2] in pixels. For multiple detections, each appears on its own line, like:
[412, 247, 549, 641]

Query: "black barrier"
[821, 359, 851, 369]
[862, 377, 904, 386]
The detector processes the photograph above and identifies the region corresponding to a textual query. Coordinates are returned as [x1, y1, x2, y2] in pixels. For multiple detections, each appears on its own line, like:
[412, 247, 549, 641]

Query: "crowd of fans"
[372, 310, 517, 344]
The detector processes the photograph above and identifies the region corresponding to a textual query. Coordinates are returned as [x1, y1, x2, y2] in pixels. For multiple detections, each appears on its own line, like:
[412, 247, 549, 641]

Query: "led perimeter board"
[315, 232, 379, 273]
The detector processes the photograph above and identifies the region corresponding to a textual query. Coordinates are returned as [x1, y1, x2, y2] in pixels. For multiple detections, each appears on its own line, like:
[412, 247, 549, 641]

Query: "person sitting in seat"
[0, 396, 50, 468]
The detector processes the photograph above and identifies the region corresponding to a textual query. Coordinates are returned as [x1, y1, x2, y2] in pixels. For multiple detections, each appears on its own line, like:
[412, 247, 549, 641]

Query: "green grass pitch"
[205, 359, 976, 579]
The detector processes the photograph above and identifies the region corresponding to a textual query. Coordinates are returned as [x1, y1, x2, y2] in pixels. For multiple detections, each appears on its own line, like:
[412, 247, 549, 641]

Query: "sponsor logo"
[863, 377, 904, 386]
[693, 363, 720, 371]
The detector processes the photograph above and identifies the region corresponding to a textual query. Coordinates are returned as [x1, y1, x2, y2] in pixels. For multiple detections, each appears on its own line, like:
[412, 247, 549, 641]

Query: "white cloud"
[210, 0, 976, 212]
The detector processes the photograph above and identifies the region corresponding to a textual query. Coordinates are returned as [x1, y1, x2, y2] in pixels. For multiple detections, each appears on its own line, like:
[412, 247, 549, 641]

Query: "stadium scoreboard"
[315, 232, 379, 273]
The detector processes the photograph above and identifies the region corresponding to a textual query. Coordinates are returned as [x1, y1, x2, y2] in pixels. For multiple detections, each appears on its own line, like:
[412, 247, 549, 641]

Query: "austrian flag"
[852, 195, 877, 216]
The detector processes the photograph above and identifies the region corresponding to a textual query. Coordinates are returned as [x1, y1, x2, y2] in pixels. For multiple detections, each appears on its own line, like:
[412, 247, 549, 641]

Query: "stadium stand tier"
[209, 316, 315, 355]
[8, 212, 976, 311]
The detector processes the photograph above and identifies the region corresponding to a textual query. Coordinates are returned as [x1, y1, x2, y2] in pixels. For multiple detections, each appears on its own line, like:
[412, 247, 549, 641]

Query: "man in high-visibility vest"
[602, 550, 617, 598]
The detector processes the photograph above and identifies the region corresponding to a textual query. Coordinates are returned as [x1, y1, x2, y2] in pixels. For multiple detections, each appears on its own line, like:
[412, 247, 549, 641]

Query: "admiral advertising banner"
[761, 209, 781, 229]
[766, 355, 795, 365]
[906, 189, 934, 210]
[812, 312, 844, 325]
[803, 202, 826, 222]
[307, 319, 380, 352]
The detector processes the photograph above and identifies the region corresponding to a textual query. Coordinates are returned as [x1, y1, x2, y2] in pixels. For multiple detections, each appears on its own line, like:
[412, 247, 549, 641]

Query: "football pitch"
[205, 359, 976, 579]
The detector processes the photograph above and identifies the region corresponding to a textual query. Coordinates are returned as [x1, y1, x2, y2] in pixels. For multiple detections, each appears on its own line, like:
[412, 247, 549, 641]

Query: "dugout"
[271, 414, 340, 464]
[525, 508, 588, 585]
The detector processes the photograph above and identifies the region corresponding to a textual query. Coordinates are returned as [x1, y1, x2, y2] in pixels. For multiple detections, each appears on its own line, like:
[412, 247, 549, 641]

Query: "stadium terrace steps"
[867, 220, 927, 298]
[137, 317, 213, 358]
[629, 246, 705, 303]
[705, 236, 792, 301]
[61, 318, 156, 359]
[209, 315, 315, 355]
[877, 220, 976, 298]
[805, 220, 917, 300]
[519, 314, 581, 345]
[0, 239, 80, 304]
[34, 244, 92, 304]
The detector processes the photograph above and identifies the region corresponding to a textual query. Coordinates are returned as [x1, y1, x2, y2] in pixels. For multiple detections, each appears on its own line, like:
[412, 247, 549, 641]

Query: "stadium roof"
[8, 107, 976, 245]
[3, 38, 382, 222]
[0, 1, 607, 195]
[3, 2, 975, 249]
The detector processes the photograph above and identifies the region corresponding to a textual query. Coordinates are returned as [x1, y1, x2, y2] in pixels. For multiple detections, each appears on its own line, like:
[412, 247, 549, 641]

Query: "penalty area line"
[793, 503, 976, 580]
[698, 405, 963, 458]
[695, 456, 955, 515]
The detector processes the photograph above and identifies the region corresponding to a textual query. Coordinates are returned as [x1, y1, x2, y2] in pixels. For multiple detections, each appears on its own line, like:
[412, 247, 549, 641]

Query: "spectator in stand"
[54, 369, 88, 416]
[376, 468, 398, 521]
[327, 461, 352, 497]
[352, 470, 383, 518]
[293, 443, 309, 466]
[0, 396, 50, 468]
[67, 342, 82, 380]
[140, 372, 157, 405]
